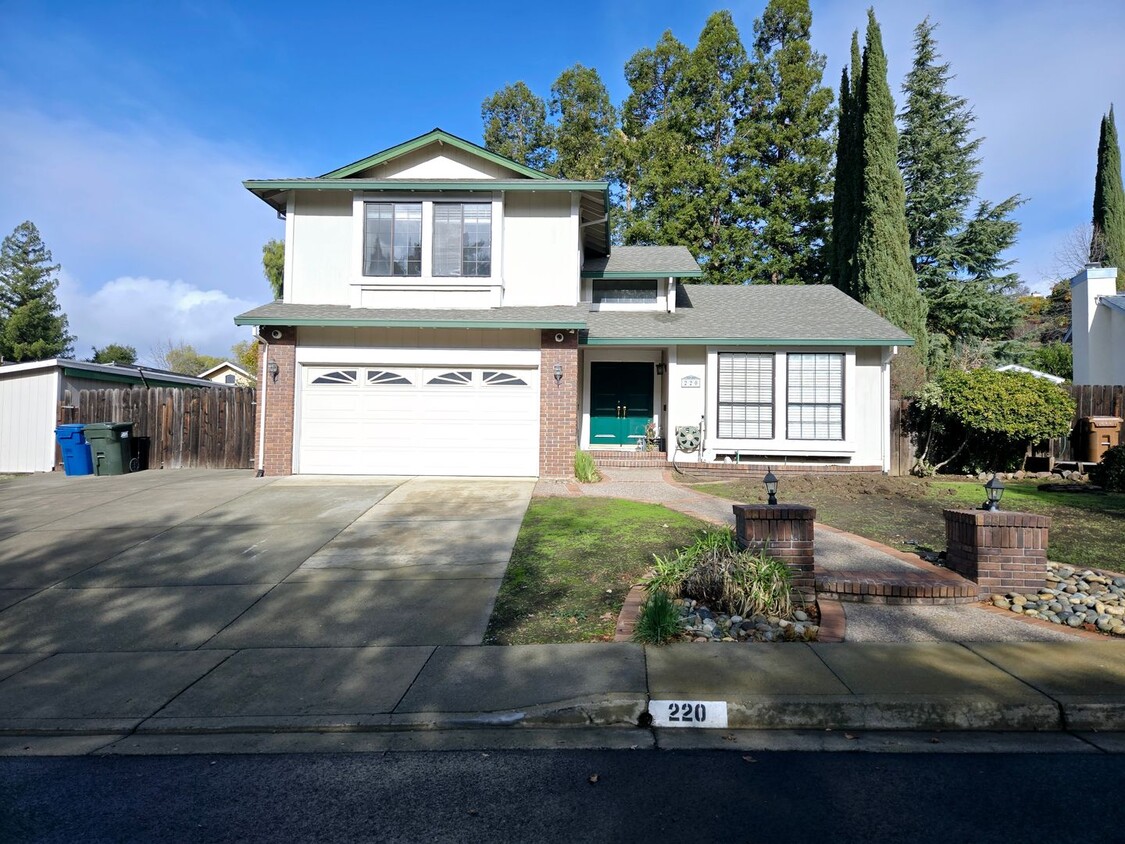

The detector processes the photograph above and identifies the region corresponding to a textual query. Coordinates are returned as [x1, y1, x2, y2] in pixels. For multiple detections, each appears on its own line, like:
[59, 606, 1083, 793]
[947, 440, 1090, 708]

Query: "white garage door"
[298, 365, 540, 476]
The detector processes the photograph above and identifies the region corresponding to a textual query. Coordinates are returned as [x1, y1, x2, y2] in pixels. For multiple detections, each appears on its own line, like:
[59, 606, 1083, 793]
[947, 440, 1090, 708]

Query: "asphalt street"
[5, 748, 1125, 843]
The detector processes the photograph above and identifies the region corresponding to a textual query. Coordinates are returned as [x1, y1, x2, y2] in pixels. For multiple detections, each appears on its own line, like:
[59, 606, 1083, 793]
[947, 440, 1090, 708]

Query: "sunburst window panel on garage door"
[298, 365, 540, 476]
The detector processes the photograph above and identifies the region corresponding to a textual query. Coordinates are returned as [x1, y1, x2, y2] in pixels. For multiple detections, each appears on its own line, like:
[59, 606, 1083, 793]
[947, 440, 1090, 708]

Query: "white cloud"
[58, 272, 257, 365]
[0, 106, 290, 358]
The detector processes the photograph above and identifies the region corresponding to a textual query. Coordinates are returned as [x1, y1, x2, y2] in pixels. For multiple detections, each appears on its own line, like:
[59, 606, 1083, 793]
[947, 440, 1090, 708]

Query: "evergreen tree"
[549, 64, 618, 180]
[262, 239, 284, 300]
[741, 0, 834, 284]
[1092, 105, 1125, 286]
[89, 344, 137, 365]
[899, 18, 1023, 340]
[0, 221, 74, 362]
[480, 82, 555, 172]
[853, 10, 927, 346]
[830, 32, 862, 297]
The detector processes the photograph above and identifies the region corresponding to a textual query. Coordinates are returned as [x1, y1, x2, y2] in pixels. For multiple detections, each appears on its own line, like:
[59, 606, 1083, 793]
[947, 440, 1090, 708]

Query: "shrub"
[1092, 444, 1125, 492]
[906, 368, 1075, 475]
[574, 450, 601, 483]
[632, 589, 682, 644]
[645, 527, 737, 594]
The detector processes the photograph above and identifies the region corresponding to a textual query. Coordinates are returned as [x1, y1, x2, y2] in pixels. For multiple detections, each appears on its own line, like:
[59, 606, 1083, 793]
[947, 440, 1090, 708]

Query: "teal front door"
[590, 362, 655, 447]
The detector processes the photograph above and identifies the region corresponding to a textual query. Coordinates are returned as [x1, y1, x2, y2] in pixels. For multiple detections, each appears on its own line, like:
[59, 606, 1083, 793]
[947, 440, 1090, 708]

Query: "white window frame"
[786, 353, 845, 441]
[716, 352, 774, 439]
[432, 202, 492, 278]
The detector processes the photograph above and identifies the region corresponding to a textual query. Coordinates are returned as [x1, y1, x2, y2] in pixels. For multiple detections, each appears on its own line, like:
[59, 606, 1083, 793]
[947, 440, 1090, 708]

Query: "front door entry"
[590, 362, 655, 447]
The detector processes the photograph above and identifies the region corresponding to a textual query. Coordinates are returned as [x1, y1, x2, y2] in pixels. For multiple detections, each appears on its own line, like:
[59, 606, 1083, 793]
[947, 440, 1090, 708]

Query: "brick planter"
[731, 504, 816, 603]
[943, 509, 1051, 597]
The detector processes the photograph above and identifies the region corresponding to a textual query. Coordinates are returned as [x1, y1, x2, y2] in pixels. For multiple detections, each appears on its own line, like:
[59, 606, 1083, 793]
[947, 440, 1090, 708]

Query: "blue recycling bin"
[55, 424, 94, 476]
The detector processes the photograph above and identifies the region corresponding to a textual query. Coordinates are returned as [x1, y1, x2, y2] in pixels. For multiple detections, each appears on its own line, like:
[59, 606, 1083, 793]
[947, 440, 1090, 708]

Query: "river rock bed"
[678, 599, 819, 643]
[990, 562, 1125, 636]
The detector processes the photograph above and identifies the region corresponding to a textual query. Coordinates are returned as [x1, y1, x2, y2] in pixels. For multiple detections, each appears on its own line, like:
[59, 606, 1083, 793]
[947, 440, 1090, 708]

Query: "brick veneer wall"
[539, 329, 579, 478]
[943, 508, 1050, 597]
[732, 503, 816, 603]
[260, 327, 296, 476]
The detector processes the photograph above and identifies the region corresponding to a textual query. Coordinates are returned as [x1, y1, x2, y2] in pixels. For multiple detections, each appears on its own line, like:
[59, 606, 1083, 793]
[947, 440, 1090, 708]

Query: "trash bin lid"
[1086, 416, 1123, 428]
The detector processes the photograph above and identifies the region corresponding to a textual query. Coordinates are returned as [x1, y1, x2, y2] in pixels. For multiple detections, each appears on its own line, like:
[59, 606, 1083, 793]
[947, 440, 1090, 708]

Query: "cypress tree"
[830, 31, 862, 296]
[853, 9, 927, 346]
[1092, 105, 1125, 286]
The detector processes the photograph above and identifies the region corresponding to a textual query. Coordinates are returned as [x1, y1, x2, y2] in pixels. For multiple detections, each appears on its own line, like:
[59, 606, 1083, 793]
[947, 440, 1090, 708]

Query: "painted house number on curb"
[649, 700, 728, 728]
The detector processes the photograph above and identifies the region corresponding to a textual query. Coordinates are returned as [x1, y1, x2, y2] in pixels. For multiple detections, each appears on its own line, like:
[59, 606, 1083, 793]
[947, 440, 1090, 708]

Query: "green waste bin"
[83, 423, 135, 476]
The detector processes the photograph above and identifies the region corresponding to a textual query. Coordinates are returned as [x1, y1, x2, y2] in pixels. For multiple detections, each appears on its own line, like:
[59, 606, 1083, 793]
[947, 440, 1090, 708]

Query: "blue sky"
[0, 0, 1122, 363]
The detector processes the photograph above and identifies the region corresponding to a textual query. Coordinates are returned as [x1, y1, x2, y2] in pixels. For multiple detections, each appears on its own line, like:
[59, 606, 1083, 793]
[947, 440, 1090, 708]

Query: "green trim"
[61, 367, 208, 388]
[234, 316, 587, 330]
[582, 270, 704, 279]
[320, 129, 552, 181]
[245, 179, 607, 193]
[581, 337, 914, 347]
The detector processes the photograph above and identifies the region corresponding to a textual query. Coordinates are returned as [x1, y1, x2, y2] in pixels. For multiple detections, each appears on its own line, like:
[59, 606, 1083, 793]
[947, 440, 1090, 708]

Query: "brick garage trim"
[259, 326, 296, 476]
[539, 329, 579, 479]
[732, 503, 816, 603]
[943, 508, 1051, 597]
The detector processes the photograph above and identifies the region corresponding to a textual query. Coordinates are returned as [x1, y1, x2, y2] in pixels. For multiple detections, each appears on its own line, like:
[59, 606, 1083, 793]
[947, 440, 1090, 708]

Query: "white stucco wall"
[288, 192, 354, 305]
[355, 144, 523, 180]
[1071, 266, 1120, 385]
[665, 346, 707, 461]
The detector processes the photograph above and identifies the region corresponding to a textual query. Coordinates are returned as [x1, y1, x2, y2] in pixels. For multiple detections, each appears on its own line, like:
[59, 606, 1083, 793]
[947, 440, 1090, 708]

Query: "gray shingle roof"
[234, 302, 587, 328]
[582, 246, 702, 277]
[234, 285, 913, 346]
[1102, 295, 1125, 314]
[584, 285, 914, 345]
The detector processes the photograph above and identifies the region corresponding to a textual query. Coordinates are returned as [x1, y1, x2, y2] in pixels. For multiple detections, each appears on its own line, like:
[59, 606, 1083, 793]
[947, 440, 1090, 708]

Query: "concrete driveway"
[0, 469, 532, 654]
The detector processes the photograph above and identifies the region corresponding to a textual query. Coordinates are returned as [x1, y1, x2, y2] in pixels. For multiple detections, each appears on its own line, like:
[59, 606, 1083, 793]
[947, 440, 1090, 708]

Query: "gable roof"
[582, 246, 702, 279]
[198, 361, 252, 380]
[320, 128, 552, 181]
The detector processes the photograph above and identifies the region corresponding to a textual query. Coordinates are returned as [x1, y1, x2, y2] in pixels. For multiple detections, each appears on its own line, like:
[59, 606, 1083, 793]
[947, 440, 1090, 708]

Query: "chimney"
[1071, 264, 1119, 384]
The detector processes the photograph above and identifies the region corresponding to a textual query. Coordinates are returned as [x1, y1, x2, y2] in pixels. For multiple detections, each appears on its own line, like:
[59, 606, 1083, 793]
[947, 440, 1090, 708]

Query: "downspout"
[256, 327, 269, 477]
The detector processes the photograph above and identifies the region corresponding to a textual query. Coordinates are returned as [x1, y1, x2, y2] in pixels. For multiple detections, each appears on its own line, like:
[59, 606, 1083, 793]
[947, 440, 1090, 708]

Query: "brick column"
[539, 329, 579, 478]
[732, 504, 816, 603]
[943, 509, 1050, 597]
[260, 327, 296, 476]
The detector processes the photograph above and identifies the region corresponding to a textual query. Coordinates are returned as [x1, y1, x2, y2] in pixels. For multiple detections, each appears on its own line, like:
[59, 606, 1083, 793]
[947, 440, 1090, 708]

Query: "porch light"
[267, 360, 280, 383]
[553, 363, 563, 386]
[763, 468, 779, 505]
[656, 363, 665, 376]
[982, 474, 1005, 511]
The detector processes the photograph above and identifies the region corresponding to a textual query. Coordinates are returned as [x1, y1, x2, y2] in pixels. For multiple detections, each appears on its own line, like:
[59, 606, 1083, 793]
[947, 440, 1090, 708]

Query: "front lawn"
[685, 474, 1125, 574]
[483, 497, 707, 645]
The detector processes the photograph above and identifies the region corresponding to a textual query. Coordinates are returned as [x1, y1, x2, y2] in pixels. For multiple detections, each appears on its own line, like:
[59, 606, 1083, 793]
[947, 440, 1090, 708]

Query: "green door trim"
[589, 361, 655, 447]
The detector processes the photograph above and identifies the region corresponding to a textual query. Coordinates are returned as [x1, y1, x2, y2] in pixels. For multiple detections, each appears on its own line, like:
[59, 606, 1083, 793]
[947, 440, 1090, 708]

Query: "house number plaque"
[649, 699, 728, 728]
[680, 375, 701, 388]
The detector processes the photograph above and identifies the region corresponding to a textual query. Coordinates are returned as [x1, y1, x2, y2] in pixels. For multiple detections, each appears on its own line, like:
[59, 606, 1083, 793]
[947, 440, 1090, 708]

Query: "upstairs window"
[592, 280, 657, 305]
[433, 203, 492, 277]
[787, 353, 844, 440]
[364, 202, 422, 276]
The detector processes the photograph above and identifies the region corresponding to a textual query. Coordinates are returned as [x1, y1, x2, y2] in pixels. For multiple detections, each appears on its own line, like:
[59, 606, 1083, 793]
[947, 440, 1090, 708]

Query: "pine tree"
[898, 18, 1023, 339]
[853, 10, 927, 346]
[550, 64, 618, 180]
[1092, 105, 1125, 287]
[0, 221, 74, 362]
[481, 82, 555, 172]
[741, 0, 834, 284]
[830, 32, 862, 297]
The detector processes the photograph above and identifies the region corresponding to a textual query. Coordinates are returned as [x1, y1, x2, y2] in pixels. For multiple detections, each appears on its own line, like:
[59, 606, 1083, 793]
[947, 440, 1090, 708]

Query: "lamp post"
[982, 474, 1005, 511]
[763, 468, 779, 506]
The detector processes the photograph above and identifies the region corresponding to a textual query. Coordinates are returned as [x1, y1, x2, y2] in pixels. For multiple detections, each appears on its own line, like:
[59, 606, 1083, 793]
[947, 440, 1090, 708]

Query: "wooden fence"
[58, 386, 256, 470]
[890, 384, 1125, 474]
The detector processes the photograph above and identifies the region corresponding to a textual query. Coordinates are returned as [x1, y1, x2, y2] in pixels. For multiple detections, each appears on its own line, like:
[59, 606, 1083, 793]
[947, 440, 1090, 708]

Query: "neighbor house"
[198, 360, 254, 387]
[236, 128, 913, 478]
[0, 359, 218, 473]
[1071, 265, 1124, 386]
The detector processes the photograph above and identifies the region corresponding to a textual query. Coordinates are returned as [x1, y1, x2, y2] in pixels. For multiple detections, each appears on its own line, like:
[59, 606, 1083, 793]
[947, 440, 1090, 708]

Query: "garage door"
[298, 365, 540, 476]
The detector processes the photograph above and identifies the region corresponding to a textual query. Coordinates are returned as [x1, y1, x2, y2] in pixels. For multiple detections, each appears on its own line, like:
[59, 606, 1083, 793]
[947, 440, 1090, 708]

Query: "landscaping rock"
[1000, 562, 1125, 637]
[675, 600, 816, 644]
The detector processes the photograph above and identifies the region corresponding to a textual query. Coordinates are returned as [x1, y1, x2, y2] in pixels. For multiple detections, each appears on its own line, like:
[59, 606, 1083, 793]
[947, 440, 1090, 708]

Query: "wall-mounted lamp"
[267, 360, 280, 383]
[553, 363, 563, 386]
[656, 363, 666, 376]
[554, 333, 565, 343]
[763, 468, 779, 506]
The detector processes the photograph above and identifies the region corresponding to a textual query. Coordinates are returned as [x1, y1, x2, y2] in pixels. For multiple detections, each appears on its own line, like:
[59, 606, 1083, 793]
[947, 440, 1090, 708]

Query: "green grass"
[686, 475, 1125, 574]
[484, 497, 707, 645]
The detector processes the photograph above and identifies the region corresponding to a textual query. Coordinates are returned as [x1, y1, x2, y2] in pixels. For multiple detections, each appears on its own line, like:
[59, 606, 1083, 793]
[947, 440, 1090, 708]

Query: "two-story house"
[236, 128, 913, 478]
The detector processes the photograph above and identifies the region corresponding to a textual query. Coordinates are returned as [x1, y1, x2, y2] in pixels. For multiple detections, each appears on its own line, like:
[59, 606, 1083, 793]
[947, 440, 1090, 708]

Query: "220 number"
[666, 702, 707, 722]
